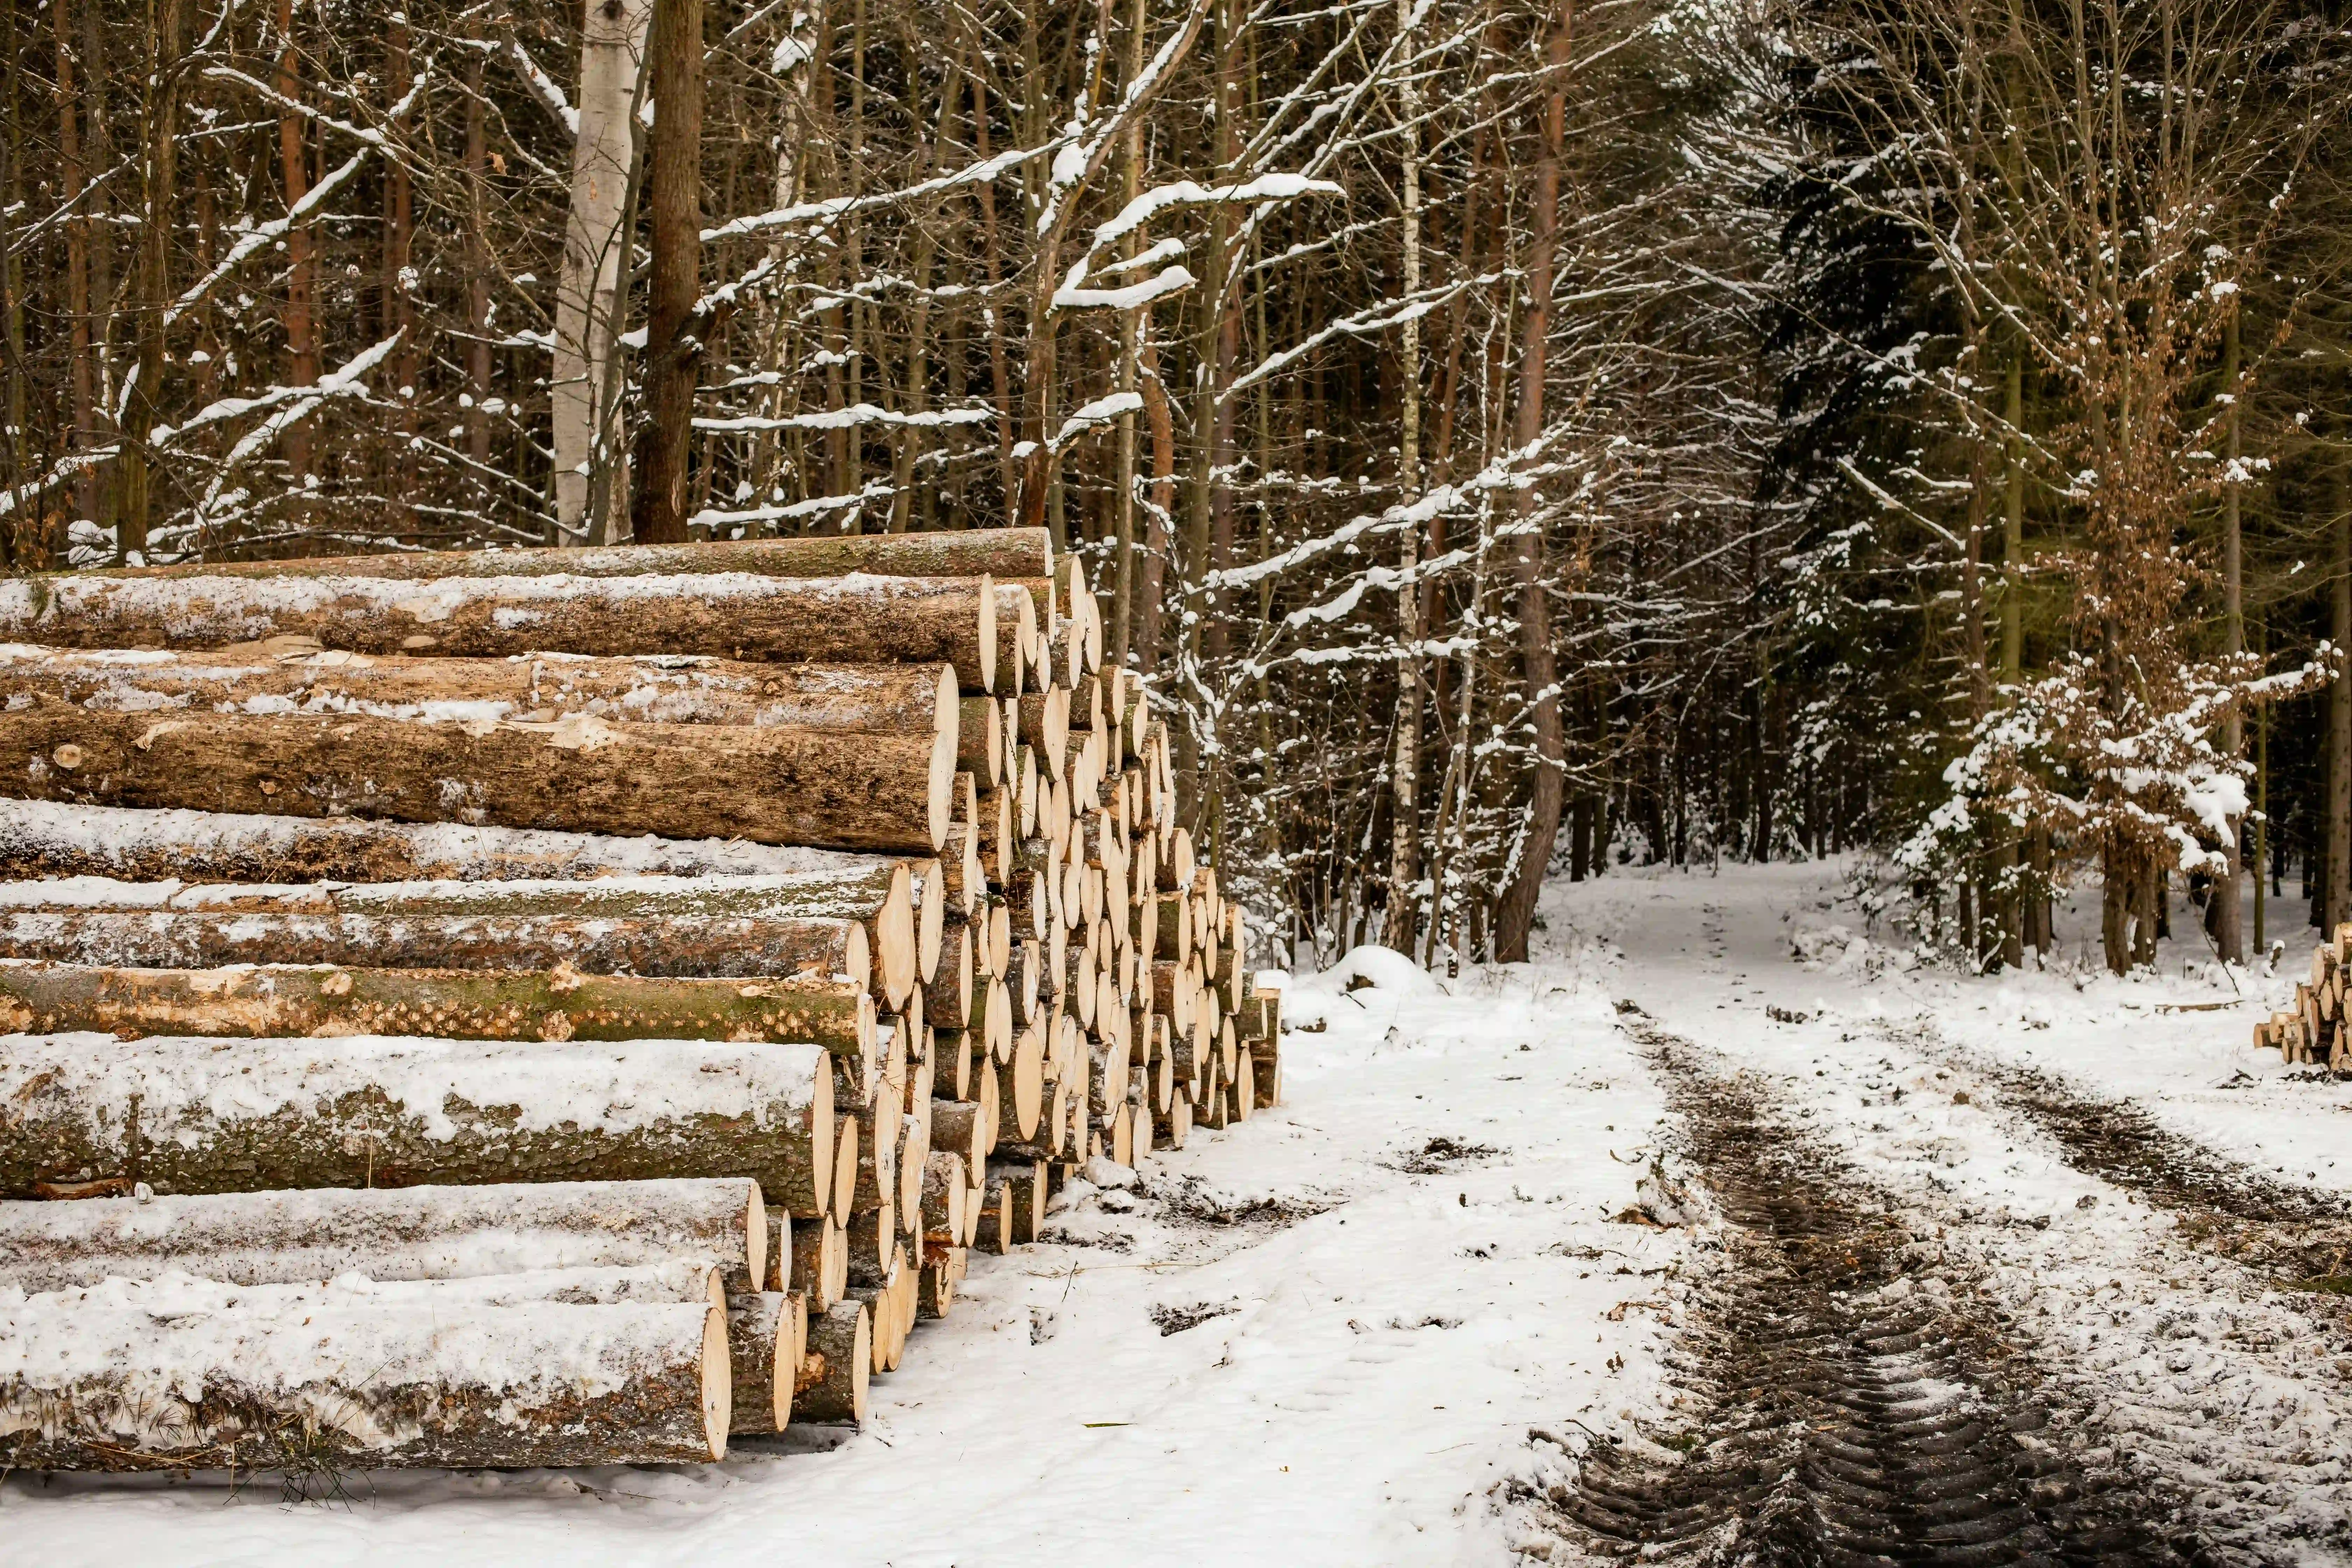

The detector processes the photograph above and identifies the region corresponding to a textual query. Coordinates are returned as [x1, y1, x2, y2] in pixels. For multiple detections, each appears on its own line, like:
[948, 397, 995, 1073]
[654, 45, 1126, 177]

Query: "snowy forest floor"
[7, 860, 2352, 1566]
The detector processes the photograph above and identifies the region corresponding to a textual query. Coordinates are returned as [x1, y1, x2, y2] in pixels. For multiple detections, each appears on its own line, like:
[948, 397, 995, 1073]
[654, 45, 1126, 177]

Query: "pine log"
[830, 1118, 860, 1221]
[929, 923, 975, 1031]
[189, 1260, 733, 1312]
[0, 1177, 766, 1296]
[0, 571, 1005, 693]
[993, 583, 1036, 695]
[0, 799, 913, 905]
[0, 645, 960, 743]
[1016, 688, 1070, 765]
[997, 1158, 1048, 1246]
[896, 1113, 930, 1228]
[934, 1027, 972, 1100]
[794, 1300, 870, 1425]
[920, 1152, 967, 1248]
[975, 1176, 1014, 1256]
[1156, 1091, 1192, 1150]
[976, 1058, 1002, 1155]
[726, 1290, 793, 1434]
[87, 527, 1052, 586]
[0, 695, 952, 855]
[956, 696, 1003, 788]
[937, 824, 982, 917]
[996, 1031, 1044, 1143]
[0, 961, 876, 1062]
[930, 1100, 987, 1177]
[917, 1252, 957, 1321]
[1237, 1044, 1261, 1119]
[0, 912, 874, 1014]
[0, 862, 917, 1009]
[0, 1035, 834, 1214]
[0, 1291, 730, 1470]
[788, 1218, 845, 1312]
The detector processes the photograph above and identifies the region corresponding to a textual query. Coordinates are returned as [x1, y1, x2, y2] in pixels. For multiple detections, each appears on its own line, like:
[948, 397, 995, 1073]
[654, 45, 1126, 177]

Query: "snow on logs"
[0, 528, 1284, 1471]
[0, 1034, 837, 1214]
[0, 1178, 769, 1295]
[0, 571, 1007, 694]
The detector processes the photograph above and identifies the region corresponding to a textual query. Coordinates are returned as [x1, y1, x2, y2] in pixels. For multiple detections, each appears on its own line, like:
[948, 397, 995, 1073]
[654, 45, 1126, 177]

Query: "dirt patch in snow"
[1388, 1135, 1503, 1174]
[1149, 1300, 1239, 1336]
[1136, 1174, 1338, 1230]
[1514, 1025, 2222, 1566]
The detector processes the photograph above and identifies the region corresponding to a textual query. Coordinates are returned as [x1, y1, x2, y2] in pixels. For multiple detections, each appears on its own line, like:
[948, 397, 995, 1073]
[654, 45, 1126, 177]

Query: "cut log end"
[703, 1302, 734, 1458]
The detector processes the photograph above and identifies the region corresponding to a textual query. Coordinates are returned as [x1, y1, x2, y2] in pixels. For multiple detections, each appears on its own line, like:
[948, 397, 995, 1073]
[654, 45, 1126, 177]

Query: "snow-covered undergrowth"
[0, 926, 1684, 1566]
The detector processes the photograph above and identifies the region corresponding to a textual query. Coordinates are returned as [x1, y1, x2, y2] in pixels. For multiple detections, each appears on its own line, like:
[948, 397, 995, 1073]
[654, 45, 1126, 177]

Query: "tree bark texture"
[0, 1297, 728, 1470]
[629, 0, 705, 546]
[0, 908, 869, 994]
[0, 572, 1003, 694]
[0, 646, 960, 743]
[793, 1298, 869, 1424]
[0, 696, 951, 854]
[97, 529, 1052, 586]
[0, 1176, 766, 1297]
[0, 1035, 834, 1214]
[0, 961, 877, 1062]
[725, 1288, 792, 1434]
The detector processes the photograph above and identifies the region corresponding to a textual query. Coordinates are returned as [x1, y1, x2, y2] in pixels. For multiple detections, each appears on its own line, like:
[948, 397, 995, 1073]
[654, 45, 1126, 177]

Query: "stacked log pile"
[0, 528, 1286, 1473]
[2257, 923, 2352, 1069]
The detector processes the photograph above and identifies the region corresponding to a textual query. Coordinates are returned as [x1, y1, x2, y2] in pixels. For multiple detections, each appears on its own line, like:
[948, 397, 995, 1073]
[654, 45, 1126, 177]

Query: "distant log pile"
[0, 528, 1285, 1473]
[2259, 926, 2351, 1068]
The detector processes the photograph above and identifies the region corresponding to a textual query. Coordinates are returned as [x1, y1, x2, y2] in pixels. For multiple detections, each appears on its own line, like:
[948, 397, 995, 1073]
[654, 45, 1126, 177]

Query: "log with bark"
[0, 1285, 732, 1470]
[0, 1035, 835, 1214]
[0, 695, 952, 855]
[0, 1177, 768, 1296]
[0, 861, 917, 1009]
[0, 961, 877, 1062]
[726, 1289, 794, 1434]
[84, 527, 1052, 587]
[793, 1299, 870, 1425]
[0, 645, 961, 744]
[0, 572, 1003, 693]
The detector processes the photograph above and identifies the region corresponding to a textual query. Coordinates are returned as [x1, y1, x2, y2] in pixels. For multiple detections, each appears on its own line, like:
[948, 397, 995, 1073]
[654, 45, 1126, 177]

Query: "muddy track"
[1909, 1030, 2352, 1289]
[1521, 1023, 2230, 1567]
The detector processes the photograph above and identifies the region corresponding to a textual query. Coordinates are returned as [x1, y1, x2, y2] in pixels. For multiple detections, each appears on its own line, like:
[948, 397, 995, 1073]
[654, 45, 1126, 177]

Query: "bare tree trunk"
[1493, 0, 1576, 965]
[2211, 307, 2244, 962]
[1385, 0, 1423, 954]
[2330, 458, 2351, 937]
[112, 0, 184, 562]
[52, 0, 96, 537]
[383, 9, 418, 533]
[275, 0, 317, 494]
[554, 0, 653, 544]
[630, 0, 704, 546]
[464, 12, 493, 477]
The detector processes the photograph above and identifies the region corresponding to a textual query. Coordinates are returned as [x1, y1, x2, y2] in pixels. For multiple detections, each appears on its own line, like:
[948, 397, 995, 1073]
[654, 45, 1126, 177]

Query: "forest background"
[1, 0, 2348, 974]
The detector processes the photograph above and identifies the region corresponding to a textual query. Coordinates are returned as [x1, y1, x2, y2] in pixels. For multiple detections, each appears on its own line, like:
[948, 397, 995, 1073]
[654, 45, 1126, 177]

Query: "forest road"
[1514, 1014, 2352, 1568]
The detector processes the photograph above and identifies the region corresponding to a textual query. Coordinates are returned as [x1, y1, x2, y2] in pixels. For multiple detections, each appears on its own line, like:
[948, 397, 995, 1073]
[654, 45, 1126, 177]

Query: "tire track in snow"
[1901, 1026, 2352, 1293]
[1517, 1020, 2224, 1567]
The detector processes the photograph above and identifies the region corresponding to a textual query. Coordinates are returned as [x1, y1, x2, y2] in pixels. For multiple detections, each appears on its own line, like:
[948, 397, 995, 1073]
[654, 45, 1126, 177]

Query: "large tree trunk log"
[0, 647, 960, 744]
[88, 528, 1052, 587]
[0, 1291, 729, 1470]
[0, 859, 917, 1010]
[0, 572, 1003, 693]
[0, 1178, 766, 1296]
[793, 1298, 870, 1425]
[0, 961, 877, 1062]
[0, 696, 952, 855]
[725, 1290, 792, 1435]
[0, 1035, 834, 1214]
[0, 911, 870, 999]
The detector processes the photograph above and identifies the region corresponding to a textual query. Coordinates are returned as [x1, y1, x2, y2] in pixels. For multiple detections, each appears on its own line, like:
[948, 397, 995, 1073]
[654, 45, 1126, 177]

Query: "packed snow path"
[9, 861, 2352, 1566]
